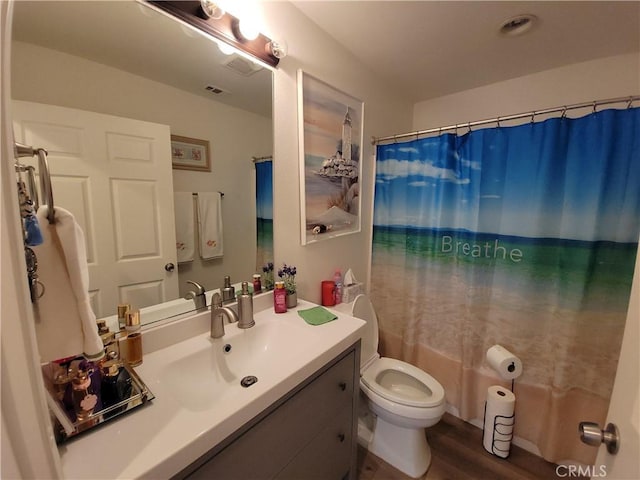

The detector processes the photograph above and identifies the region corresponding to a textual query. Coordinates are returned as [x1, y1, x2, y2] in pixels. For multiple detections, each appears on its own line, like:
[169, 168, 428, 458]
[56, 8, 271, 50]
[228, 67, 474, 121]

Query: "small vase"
[286, 292, 297, 308]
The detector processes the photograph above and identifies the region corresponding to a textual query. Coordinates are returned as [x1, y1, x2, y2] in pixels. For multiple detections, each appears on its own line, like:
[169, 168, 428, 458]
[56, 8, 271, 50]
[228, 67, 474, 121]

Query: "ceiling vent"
[224, 55, 262, 77]
[205, 85, 227, 95]
[499, 14, 538, 36]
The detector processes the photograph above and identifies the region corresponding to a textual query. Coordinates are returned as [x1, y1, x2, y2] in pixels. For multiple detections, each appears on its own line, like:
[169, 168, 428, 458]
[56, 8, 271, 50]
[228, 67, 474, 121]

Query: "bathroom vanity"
[58, 299, 365, 479]
[178, 345, 359, 479]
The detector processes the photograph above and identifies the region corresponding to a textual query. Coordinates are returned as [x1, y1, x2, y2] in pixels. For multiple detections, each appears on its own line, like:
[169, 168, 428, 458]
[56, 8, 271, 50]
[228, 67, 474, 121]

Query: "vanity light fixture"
[145, 0, 281, 68]
[499, 14, 538, 36]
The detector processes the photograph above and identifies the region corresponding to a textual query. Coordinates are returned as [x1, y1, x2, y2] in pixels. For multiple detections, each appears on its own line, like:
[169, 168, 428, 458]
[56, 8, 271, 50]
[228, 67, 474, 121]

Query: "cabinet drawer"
[185, 349, 356, 480]
[275, 408, 353, 480]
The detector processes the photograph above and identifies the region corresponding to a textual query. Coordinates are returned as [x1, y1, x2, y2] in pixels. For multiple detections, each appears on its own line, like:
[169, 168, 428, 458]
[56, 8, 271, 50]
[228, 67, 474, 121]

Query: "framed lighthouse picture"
[297, 70, 364, 245]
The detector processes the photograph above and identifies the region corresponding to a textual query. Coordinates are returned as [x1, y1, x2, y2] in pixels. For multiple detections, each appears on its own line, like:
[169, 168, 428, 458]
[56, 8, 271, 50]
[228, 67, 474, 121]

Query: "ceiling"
[11, 1, 639, 112]
[292, 1, 640, 104]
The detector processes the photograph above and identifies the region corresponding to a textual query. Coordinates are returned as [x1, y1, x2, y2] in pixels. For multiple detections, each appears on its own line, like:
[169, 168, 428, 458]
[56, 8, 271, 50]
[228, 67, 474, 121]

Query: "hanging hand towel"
[33, 206, 104, 362]
[197, 192, 224, 260]
[173, 192, 195, 263]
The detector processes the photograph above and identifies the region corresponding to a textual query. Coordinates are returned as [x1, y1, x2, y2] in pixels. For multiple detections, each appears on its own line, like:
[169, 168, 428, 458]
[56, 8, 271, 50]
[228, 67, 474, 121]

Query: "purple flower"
[277, 263, 297, 294]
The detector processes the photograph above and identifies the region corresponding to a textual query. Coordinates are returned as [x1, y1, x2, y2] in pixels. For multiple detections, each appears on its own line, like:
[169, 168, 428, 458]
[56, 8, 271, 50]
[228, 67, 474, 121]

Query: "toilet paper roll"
[482, 385, 515, 458]
[486, 344, 523, 380]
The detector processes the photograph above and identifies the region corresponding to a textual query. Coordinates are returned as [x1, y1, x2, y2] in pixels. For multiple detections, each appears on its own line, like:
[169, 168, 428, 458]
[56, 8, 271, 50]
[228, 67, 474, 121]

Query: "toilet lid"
[361, 357, 445, 408]
[351, 294, 379, 370]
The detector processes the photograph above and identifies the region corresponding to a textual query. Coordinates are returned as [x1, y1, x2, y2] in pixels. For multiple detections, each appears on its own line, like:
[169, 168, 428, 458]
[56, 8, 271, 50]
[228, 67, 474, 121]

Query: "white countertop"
[59, 300, 365, 479]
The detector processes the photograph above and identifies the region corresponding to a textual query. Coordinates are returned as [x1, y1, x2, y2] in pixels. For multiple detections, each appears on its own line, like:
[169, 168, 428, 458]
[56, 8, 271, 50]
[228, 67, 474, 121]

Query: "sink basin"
[164, 315, 309, 411]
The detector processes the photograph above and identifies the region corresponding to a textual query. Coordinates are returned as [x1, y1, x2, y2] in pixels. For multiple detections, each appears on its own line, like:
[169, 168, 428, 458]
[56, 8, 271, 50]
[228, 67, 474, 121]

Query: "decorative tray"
[41, 357, 154, 443]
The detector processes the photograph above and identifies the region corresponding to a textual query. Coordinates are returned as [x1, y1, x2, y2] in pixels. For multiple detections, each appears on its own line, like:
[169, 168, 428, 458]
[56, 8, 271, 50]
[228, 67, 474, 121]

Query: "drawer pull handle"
[339, 382, 347, 391]
[338, 433, 345, 442]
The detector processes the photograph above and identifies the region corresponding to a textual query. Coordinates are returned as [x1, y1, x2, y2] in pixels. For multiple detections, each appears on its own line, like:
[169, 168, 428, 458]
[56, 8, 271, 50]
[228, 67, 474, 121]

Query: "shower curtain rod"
[371, 95, 639, 145]
[252, 155, 273, 163]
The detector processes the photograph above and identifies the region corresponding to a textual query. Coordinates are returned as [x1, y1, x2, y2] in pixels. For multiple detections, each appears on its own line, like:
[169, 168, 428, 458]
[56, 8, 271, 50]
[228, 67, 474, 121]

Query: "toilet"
[344, 294, 445, 478]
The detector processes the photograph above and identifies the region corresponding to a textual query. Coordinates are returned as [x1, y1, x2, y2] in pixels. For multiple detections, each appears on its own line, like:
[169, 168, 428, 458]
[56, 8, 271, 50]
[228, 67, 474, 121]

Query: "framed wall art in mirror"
[297, 70, 364, 245]
[171, 135, 211, 172]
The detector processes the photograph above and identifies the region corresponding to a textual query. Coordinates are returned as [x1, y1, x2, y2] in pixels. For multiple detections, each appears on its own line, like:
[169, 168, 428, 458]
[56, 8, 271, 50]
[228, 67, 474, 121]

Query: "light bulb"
[238, 18, 260, 40]
[266, 40, 288, 59]
[200, 0, 225, 20]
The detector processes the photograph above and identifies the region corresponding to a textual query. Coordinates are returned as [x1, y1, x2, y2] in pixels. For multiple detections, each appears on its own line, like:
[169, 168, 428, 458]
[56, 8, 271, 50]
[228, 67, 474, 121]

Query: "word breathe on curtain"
[371, 107, 640, 465]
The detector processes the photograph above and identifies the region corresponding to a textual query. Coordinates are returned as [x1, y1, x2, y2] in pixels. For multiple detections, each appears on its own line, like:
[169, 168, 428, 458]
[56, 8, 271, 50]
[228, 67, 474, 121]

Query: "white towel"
[173, 192, 195, 263]
[197, 192, 223, 260]
[33, 206, 104, 362]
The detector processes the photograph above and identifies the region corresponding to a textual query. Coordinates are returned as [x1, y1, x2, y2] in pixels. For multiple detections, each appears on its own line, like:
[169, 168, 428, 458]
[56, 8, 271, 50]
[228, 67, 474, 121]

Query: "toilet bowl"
[342, 294, 445, 478]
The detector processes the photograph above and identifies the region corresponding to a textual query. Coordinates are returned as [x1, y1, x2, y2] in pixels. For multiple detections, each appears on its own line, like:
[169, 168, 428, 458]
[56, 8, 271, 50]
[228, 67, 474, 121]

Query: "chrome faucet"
[210, 292, 239, 339]
[185, 280, 207, 310]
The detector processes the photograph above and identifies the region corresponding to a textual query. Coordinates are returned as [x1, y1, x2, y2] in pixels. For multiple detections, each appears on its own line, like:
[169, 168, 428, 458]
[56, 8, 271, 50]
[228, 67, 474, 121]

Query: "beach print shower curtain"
[255, 158, 274, 270]
[372, 107, 640, 464]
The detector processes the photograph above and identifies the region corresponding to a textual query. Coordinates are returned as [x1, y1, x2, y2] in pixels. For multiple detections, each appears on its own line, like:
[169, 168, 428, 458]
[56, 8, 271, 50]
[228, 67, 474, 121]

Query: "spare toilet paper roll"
[482, 385, 516, 458]
[486, 344, 523, 380]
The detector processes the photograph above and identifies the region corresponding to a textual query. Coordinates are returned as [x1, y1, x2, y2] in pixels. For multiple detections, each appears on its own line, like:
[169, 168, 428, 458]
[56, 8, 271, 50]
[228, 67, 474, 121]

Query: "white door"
[592, 242, 639, 479]
[12, 100, 179, 318]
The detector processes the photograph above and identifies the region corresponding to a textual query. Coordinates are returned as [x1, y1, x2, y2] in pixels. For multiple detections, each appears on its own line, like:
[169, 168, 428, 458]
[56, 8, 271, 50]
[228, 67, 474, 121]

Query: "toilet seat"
[361, 357, 444, 408]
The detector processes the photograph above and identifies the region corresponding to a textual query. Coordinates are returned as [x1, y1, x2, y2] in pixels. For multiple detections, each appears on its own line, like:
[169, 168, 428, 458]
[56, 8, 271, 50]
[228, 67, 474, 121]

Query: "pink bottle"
[274, 281, 287, 313]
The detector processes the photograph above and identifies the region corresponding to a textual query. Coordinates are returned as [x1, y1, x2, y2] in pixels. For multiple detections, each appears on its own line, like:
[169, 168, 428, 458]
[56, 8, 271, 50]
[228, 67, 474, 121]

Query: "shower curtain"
[255, 158, 274, 271]
[371, 107, 640, 464]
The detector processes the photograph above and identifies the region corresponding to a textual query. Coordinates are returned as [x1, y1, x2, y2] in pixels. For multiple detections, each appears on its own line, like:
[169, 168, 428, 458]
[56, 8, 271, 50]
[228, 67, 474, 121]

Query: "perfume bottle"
[117, 303, 130, 332]
[71, 368, 99, 423]
[252, 274, 262, 294]
[101, 360, 133, 418]
[123, 310, 143, 366]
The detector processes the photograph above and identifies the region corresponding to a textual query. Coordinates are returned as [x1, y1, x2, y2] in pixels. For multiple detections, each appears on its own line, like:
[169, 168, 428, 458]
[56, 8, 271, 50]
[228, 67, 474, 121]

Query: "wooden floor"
[357, 413, 573, 480]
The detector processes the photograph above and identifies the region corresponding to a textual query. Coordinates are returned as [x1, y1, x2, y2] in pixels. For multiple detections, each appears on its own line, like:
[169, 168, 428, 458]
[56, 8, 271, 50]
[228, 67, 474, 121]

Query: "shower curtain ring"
[496, 117, 501, 128]
[627, 97, 634, 109]
[592, 101, 597, 113]
[530, 112, 535, 124]
[561, 107, 567, 119]
[467, 122, 472, 133]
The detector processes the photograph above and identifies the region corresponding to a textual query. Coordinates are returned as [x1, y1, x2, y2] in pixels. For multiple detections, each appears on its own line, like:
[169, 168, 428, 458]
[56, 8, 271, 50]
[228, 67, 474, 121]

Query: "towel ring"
[15, 142, 55, 224]
[37, 148, 55, 224]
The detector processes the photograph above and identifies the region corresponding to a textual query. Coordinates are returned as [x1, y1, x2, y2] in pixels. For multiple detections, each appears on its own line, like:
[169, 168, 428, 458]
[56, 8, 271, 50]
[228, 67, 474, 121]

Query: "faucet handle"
[211, 292, 223, 308]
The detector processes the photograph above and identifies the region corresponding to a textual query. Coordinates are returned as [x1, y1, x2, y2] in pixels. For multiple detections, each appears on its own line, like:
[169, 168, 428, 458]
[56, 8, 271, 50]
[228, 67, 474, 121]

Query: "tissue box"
[342, 282, 364, 303]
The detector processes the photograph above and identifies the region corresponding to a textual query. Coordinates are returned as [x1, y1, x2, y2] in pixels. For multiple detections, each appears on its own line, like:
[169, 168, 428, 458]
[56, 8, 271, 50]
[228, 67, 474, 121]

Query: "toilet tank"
[351, 294, 380, 371]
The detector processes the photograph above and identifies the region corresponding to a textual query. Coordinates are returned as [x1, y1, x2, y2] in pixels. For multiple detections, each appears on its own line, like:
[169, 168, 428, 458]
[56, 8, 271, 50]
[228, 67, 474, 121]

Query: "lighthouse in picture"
[342, 108, 352, 162]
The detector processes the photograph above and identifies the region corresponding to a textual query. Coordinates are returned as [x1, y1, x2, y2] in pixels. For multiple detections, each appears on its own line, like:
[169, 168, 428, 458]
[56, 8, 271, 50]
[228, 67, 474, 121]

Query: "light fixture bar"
[144, 0, 280, 68]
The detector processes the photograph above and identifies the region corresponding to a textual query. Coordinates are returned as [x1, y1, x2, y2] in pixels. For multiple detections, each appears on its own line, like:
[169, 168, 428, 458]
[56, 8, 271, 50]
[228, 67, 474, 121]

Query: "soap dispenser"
[237, 281, 255, 329]
[222, 275, 235, 304]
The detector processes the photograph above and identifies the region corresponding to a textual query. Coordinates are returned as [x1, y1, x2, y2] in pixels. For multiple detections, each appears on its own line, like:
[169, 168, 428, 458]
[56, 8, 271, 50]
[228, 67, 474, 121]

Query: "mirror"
[11, 1, 274, 325]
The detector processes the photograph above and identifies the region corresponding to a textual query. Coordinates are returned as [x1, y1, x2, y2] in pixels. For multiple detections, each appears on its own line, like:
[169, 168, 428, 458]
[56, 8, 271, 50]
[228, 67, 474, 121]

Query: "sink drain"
[240, 376, 258, 388]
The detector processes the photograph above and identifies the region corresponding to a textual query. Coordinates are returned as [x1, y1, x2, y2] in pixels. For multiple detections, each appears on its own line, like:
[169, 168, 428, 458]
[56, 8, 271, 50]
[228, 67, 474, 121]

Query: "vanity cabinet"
[176, 343, 360, 480]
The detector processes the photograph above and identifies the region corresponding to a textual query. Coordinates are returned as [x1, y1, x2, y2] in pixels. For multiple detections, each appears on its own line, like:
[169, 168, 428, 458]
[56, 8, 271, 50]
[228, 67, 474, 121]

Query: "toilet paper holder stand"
[483, 400, 515, 458]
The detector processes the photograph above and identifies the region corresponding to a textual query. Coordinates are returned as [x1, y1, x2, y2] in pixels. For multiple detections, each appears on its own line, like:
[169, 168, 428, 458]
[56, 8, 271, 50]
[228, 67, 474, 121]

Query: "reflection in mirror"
[11, 1, 274, 326]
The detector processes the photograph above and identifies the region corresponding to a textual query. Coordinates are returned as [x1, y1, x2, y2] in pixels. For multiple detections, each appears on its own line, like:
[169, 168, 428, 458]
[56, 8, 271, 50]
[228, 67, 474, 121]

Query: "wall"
[11, 41, 272, 300]
[260, 2, 414, 302]
[413, 53, 639, 129]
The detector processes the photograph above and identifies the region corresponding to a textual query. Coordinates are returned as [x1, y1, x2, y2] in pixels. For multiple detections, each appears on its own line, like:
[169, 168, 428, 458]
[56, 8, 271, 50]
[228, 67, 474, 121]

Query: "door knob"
[165, 262, 175, 272]
[579, 421, 619, 454]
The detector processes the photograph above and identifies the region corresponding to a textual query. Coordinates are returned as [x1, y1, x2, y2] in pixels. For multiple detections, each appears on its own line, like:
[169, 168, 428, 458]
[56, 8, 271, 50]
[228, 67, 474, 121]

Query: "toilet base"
[368, 416, 431, 478]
